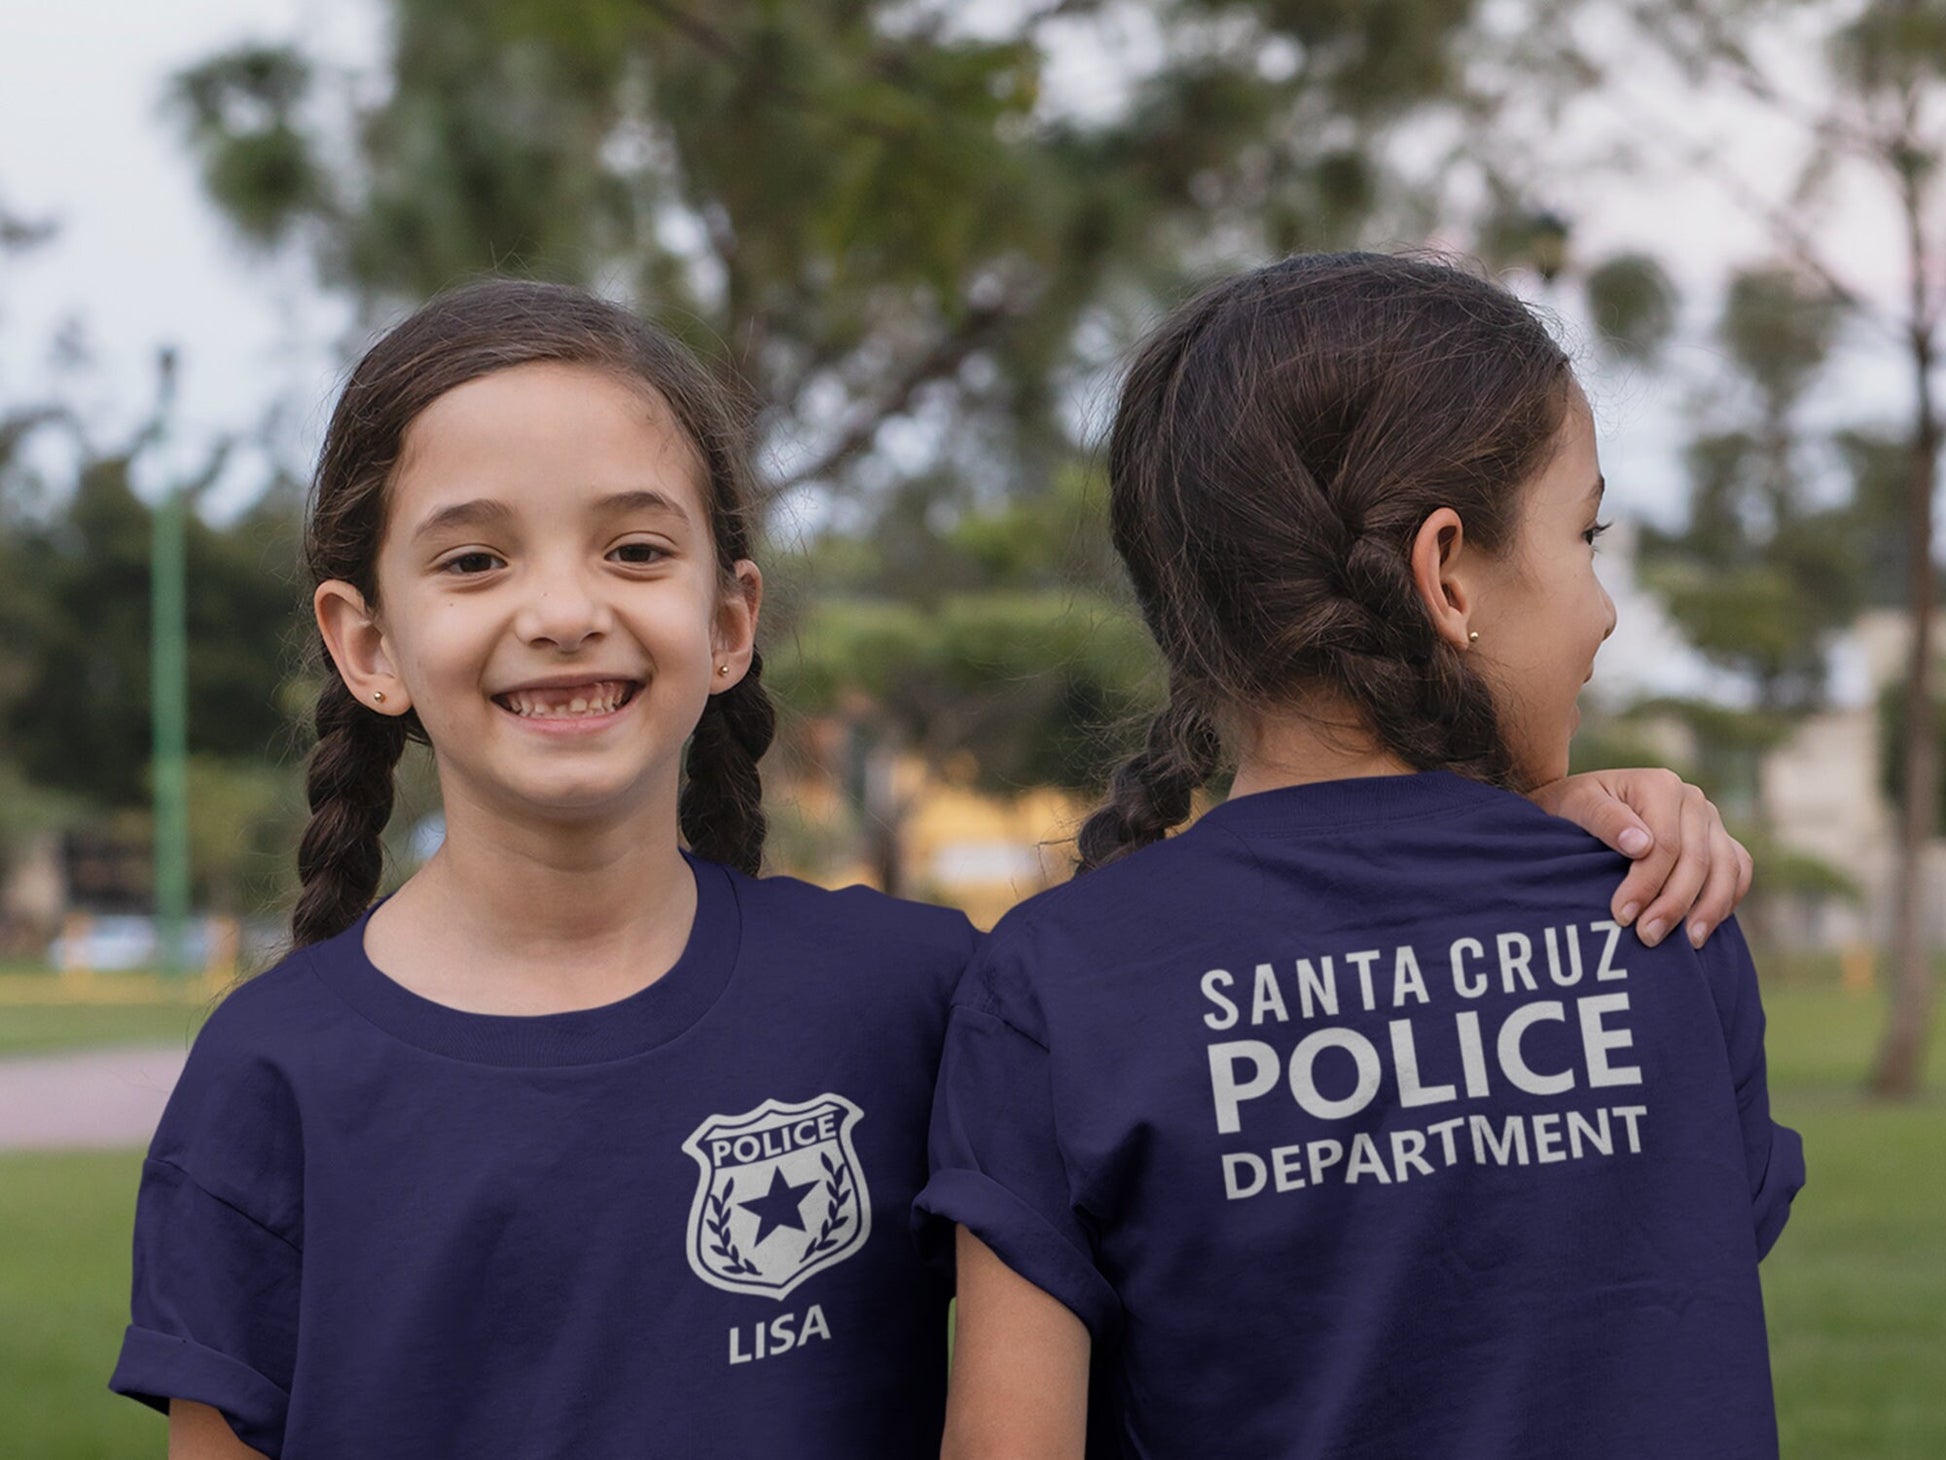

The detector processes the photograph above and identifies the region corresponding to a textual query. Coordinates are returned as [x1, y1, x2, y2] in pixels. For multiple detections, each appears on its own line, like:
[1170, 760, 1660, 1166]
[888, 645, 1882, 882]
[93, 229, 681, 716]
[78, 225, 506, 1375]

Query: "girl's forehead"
[1519, 394, 1601, 522]
[386, 362, 709, 533]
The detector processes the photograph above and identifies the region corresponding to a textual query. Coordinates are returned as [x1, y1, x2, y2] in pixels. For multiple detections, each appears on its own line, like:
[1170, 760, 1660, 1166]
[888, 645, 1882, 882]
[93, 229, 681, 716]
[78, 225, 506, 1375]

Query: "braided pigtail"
[291, 672, 417, 947]
[680, 649, 777, 876]
[1325, 529, 1516, 787]
[1075, 688, 1224, 872]
[1075, 251, 1571, 874]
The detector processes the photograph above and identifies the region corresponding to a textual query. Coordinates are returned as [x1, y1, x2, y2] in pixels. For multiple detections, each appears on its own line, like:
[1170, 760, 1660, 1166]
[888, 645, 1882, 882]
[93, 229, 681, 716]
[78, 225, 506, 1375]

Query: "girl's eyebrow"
[410, 489, 691, 543]
[587, 494, 696, 529]
[1587, 474, 1606, 506]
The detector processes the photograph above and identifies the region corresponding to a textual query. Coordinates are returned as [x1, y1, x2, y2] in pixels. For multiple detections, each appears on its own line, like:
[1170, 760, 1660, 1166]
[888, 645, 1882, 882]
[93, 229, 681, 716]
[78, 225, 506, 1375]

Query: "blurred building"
[1760, 606, 1946, 948]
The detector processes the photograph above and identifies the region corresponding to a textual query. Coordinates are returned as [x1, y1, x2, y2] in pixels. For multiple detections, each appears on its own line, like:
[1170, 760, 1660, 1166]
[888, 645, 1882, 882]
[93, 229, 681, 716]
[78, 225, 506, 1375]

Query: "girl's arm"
[169, 1401, 268, 1459]
[944, 1226, 1090, 1460]
[1528, 768, 1754, 947]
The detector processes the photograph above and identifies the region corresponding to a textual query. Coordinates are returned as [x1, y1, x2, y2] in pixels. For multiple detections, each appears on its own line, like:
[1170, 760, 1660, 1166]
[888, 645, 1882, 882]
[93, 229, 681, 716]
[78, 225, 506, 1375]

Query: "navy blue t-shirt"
[915, 770, 1805, 1459]
[110, 853, 976, 1458]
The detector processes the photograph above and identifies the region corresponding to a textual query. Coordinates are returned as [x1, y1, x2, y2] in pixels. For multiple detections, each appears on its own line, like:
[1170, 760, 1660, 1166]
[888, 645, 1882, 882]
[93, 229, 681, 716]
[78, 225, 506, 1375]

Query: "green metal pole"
[149, 349, 191, 975]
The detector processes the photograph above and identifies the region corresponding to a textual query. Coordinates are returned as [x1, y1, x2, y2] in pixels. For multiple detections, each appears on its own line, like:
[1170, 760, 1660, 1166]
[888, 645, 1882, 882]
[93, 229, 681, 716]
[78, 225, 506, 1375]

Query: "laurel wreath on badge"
[799, 1151, 855, 1260]
[706, 1182, 766, 1278]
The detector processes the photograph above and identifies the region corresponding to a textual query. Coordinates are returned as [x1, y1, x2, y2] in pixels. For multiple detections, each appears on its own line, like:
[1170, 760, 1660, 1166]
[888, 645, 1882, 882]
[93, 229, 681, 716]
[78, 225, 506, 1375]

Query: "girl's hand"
[1526, 768, 1754, 949]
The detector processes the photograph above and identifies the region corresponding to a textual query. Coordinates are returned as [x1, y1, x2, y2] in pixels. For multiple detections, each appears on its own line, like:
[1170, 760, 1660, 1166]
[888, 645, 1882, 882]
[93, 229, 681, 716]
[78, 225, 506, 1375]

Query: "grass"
[0, 971, 1938, 1457]
[0, 1149, 157, 1457]
[1755, 973, 1944, 1460]
[0, 1003, 213, 1058]
[0, 970, 225, 1056]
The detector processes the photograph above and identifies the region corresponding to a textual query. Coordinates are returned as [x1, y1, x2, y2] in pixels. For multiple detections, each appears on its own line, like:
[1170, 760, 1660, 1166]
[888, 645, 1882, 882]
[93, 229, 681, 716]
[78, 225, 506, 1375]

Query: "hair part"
[1077, 251, 1573, 873]
[292, 277, 774, 949]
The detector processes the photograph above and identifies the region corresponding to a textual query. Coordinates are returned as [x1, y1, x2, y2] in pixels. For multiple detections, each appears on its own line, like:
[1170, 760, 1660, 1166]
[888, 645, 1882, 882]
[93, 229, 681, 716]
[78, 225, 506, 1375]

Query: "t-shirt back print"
[1205, 917, 1646, 1202]
[917, 770, 1804, 1460]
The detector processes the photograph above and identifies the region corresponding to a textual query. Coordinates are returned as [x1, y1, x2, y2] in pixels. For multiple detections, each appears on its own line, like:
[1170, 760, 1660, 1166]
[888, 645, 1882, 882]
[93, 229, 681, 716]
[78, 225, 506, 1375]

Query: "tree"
[168, 0, 1553, 506]
[165, 0, 1567, 892]
[766, 465, 1156, 891]
[1632, 266, 1863, 806]
[1580, 0, 1946, 1095]
[2, 413, 304, 812]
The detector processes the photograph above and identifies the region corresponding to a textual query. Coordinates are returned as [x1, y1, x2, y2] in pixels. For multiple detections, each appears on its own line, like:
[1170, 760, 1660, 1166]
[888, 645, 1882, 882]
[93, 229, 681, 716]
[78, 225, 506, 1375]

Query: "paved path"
[0, 1044, 186, 1151]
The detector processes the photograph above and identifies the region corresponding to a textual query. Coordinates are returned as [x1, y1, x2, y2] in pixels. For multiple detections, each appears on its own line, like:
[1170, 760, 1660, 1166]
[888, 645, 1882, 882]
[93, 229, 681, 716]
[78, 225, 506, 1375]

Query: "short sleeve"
[107, 994, 305, 1456]
[912, 936, 1121, 1340]
[1698, 915, 1806, 1259]
[109, 1158, 299, 1454]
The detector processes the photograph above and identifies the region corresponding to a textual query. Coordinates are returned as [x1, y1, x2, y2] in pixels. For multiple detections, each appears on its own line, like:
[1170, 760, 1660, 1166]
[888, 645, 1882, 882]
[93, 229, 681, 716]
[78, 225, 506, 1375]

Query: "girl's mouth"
[490, 679, 642, 724]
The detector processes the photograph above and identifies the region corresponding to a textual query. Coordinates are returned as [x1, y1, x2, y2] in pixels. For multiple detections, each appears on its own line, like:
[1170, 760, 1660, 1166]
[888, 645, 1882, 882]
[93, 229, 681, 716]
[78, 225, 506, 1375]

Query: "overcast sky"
[0, 0, 1923, 707]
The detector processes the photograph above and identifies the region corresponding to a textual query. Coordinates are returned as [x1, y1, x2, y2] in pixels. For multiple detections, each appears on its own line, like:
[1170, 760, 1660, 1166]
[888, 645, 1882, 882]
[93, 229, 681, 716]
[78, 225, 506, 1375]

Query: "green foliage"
[182, 755, 307, 915]
[1583, 252, 1678, 362]
[769, 466, 1160, 794]
[1720, 266, 1847, 415]
[1637, 263, 1863, 721]
[1, 458, 304, 810]
[169, 0, 1507, 503]
[1875, 679, 1946, 822]
[1836, 426, 1932, 609]
[1833, 0, 1946, 91]
[169, 47, 324, 247]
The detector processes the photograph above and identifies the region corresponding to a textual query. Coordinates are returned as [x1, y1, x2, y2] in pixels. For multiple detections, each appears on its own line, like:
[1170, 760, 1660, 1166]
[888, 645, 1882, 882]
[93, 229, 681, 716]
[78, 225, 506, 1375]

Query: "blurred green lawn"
[1, 972, 1938, 1457]
[0, 1001, 211, 1057]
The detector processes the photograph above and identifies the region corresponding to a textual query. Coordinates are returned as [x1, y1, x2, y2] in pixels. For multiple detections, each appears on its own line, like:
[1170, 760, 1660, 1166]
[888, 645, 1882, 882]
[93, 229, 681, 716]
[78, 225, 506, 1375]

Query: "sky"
[0, 0, 1923, 708]
[0, 0, 374, 513]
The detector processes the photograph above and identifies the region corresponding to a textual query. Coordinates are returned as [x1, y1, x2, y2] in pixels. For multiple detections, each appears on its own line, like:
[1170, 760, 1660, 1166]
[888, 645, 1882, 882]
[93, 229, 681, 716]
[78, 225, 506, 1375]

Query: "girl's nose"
[514, 567, 614, 651]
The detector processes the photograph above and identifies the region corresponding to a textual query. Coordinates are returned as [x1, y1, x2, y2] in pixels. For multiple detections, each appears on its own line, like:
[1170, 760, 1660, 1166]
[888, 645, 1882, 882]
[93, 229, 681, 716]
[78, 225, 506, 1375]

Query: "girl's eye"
[612, 542, 668, 566]
[1584, 519, 1612, 550]
[441, 551, 502, 575]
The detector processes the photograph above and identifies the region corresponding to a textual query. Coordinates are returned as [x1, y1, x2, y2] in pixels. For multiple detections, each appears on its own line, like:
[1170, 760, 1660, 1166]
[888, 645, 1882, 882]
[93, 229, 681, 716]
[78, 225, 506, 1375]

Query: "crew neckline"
[1195, 768, 1530, 840]
[306, 851, 741, 1066]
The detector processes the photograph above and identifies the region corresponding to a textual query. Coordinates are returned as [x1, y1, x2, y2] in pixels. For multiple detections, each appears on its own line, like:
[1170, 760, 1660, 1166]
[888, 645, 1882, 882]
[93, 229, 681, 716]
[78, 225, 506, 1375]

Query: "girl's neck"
[1227, 696, 1416, 802]
[367, 792, 701, 1016]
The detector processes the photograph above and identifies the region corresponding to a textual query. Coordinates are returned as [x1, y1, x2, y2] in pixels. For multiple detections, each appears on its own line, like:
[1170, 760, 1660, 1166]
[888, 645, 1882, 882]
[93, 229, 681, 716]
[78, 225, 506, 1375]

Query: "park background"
[1, 0, 1942, 1452]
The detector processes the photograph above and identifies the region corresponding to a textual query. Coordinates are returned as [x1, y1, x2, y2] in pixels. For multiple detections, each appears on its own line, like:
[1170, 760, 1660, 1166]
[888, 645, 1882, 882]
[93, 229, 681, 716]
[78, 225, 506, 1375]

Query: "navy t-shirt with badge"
[109, 852, 975, 1458]
[915, 770, 1805, 1459]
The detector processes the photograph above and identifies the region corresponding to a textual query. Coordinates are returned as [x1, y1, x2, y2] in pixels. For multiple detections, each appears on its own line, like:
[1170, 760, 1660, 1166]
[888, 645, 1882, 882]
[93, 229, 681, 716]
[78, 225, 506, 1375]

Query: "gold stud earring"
[373, 691, 386, 703]
[717, 665, 730, 676]
[1467, 631, 1479, 643]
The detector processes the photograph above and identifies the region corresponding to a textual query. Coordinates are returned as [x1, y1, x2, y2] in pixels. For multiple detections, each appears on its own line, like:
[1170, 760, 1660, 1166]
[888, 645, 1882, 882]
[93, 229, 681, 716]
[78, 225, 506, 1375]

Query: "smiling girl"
[109, 275, 1759, 1459]
[108, 282, 973, 1458]
[920, 252, 1805, 1459]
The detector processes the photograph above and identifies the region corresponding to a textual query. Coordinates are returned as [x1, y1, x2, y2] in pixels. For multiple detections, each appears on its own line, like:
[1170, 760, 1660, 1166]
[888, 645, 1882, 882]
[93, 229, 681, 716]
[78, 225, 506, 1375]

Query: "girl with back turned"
[920, 252, 1806, 1459]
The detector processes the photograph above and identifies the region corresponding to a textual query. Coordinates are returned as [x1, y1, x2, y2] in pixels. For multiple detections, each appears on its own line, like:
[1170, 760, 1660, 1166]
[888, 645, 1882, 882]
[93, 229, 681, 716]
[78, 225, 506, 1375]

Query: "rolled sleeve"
[108, 1156, 298, 1456]
[914, 996, 1122, 1341]
[1700, 917, 1807, 1259]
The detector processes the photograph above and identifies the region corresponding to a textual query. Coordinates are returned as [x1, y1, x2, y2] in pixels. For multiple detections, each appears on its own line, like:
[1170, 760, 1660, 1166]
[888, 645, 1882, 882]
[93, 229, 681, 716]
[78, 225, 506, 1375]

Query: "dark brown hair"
[1076, 251, 1573, 872]
[293, 277, 774, 947]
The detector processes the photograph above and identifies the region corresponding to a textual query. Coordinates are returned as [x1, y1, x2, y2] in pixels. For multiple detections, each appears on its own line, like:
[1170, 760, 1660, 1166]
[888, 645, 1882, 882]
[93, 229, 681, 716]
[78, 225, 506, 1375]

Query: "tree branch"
[768, 297, 1016, 495]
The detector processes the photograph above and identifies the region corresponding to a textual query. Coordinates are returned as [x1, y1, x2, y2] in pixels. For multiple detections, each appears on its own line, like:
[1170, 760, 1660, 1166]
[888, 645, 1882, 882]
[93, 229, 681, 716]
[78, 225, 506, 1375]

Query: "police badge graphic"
[681, 1094, 872, 1300]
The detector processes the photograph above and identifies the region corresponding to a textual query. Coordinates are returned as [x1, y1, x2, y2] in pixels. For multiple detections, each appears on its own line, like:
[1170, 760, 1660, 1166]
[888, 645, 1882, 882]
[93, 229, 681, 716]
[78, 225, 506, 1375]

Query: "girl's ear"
[710, 560, 764, 693]
[315, 580, 410, 713]
[1410, 507, 1479, 654]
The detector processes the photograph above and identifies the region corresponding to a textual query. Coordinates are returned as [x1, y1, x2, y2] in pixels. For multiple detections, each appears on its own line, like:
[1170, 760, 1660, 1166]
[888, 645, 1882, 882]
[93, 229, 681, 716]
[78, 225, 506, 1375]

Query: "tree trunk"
[1870, 254, 1941, 1097]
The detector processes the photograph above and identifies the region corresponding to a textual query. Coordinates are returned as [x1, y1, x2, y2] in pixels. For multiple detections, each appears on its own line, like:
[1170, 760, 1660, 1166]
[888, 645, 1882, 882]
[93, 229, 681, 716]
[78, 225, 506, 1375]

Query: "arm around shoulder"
[944, 1226, 1090, 1460]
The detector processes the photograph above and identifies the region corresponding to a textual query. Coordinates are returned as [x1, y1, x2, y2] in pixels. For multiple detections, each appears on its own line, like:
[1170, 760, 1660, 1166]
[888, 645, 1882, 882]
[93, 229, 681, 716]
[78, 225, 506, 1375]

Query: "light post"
[148, 347, 191, 976]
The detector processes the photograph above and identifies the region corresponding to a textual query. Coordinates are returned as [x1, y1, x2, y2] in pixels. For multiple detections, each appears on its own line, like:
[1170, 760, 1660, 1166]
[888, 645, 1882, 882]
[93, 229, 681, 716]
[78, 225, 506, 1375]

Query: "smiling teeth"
[500, 680, 632, 717]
